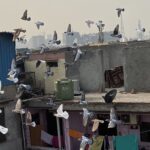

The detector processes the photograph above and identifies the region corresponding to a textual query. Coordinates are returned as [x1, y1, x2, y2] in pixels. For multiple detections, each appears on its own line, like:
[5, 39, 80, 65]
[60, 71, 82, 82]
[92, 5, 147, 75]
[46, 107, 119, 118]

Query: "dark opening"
[140, 122, 150, 142]
[104, 66, 124, 88]
[46, 61, 58, 67]
[32, 113, 40, 125]
[0, 108, 6, 142]
[97, 114, 117, 136]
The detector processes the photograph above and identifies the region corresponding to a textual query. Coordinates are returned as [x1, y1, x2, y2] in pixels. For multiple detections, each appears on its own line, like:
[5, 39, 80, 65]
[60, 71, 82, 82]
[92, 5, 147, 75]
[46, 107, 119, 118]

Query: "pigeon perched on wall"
[12, 99, 25, 114]
[0, 125, 8, 134]
[102, 89, 117, 103]
[96, 20, 105, 31]
[80, 91, 87, 104]
[17, 35, 27, 44]
[0, 81, 4, 94]
[64, 24, 74, 35]
[35, 21, 44, 29]
[116, 8, 125, 17]
[92, 119, 104, 132]
[107, 107, 122, 128]
[85, 20, 94, 28]
[48, 31, 61, 45]
[36, 60, 46, 68]
[40, 44, 49, 54]
[54, 104, 69, 119]
[111, 24, 122, 38]
[25, 111, 36, 127]
[21, 10, 31, 21]
[13, 28, 26, 41]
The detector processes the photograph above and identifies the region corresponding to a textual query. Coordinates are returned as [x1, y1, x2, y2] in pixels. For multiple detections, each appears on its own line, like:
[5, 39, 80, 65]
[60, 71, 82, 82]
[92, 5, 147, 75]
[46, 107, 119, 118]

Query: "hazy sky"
[0, 0, 149, 39]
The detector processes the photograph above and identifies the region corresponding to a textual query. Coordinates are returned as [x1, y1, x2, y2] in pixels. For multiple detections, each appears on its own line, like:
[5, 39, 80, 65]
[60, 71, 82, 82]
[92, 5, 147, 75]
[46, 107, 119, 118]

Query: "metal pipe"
[56, 117, 61, 150]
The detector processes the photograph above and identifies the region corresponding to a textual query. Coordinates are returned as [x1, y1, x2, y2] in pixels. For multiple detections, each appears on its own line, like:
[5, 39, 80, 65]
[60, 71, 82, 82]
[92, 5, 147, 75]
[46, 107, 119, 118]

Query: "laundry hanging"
[113, 134, 138, 150]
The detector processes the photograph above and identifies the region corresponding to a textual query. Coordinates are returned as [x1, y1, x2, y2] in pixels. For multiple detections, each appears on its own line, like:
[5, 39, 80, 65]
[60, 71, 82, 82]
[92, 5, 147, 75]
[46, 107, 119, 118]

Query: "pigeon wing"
[67, 24, 71, 32]
[53, 31, 57, 41]
[113, 24, 119, 35]
[21, 10, 27, 20]
[57, 104, 63, 115]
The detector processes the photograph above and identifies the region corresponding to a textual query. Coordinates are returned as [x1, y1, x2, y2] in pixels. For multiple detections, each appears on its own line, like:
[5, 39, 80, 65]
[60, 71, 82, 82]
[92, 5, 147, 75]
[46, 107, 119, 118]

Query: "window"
[46, 61, 58, 67]
[140, 122, 150, 142]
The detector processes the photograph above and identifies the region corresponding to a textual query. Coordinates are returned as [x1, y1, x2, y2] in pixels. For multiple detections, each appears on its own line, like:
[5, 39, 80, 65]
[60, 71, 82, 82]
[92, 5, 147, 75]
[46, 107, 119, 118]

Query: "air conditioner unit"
[72, 79, 81, 95]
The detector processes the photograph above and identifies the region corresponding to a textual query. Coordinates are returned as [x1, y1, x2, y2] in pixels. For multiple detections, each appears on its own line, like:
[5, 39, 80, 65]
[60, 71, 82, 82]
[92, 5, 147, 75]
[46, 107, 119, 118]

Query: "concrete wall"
[25, 59, 66, 94]
[123, 41, 150, 92]
[0, 101, 23, 150]
[66, 44, 126, 92]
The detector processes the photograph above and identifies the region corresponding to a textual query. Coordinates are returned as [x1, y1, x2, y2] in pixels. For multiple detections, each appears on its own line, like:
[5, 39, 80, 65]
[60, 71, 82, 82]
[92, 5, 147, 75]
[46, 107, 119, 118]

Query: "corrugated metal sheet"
[0, 32, 16, 86]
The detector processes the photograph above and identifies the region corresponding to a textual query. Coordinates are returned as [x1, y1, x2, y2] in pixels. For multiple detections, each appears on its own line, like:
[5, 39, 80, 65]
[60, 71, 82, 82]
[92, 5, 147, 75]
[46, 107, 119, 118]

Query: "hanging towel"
[89, 136, 104, 150]
[113, 134, 138, 150]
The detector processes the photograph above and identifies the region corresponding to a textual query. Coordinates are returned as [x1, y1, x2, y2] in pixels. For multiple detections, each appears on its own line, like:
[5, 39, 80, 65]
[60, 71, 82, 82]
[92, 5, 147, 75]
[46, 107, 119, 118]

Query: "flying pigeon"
[54, 104, 69, 119]
[13, 28, 26, 41]
[107, 107, 122, 128]
[92, 119, 104, 132]
[25, 111, 36, 127]
[74, 48, 83, 62]
[21, 10, 31, 21]
[64, 24, 74, 35]
[0, 125, 8, 134]
[96, 20, 105, 31]
[85, 20, 94, 28]
[40, 44, 49, 54]
[7, 72, 18, 83]
[8, 59, 16, 76]
[36, 60, 46, 68]
[102, 89, 117, 103]
[35, 21, 44, 29]
[80, 91, 87, 104]
[80, 135, 93, 150]
[116, 8, 125, 17]
[12, 99, 25, 114]
[17, 35, 27, 44]
[83, 108, 94, 127]
[48, 31, 61, 45]
[0, 81, 4, 94]
[111, 24, 122, 38]
[44, 66, 54, 79]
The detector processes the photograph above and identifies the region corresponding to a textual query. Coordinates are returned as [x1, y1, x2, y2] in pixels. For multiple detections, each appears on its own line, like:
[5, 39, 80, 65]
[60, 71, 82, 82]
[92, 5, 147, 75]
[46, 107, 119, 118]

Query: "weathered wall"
[66, 44, 125, 92]
[0, 101, 23, 150]
[123, 41, 150, 92]
[25, 59, 66, 94]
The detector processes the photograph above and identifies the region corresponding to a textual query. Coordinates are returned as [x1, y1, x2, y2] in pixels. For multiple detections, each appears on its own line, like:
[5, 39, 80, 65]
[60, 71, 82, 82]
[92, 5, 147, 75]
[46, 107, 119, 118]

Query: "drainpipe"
[20, 114, 26, 150]
[56, 117, 62, 150]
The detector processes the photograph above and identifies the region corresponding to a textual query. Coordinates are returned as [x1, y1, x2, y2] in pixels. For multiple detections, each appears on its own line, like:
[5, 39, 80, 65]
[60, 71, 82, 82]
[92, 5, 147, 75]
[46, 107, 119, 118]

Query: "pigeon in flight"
[96, 20, 105, 31]
[0, 81, 4, 94]
[7, 72, 18, 83]
[64, 24, 74, 35]
[85, 20, 94, 28]
[111, 24, 122, 38]
[107, 107, 122, 128]
[102, 89, 117, 103]
[8, 59, 16, 76]
[48, 31, 61, 45]
[12, 99, 25, 114]
[40, 44, 49, 54]
[74, 48, 83, 62]
[116, 8, 125, 17]
[13, 28, 26, 41]
[82, 108, 94, 127]
[35, 21, 44, 29]
[36, 60, 46, 68]
[0, 125, 8, 135]
[92, 119, 104, 132]
[80, 135, 93, 150]
[17, 35, 27, 44]
[21, 10, 31, 21]
[54, 104, 69, 119]
[25, 111, 36, 127]
[44, 66, 54, 79]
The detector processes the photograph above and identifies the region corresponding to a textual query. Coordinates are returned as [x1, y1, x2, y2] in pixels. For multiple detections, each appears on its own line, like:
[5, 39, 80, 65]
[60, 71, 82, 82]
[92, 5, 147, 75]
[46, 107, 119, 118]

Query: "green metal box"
[55, 79, 74, 100]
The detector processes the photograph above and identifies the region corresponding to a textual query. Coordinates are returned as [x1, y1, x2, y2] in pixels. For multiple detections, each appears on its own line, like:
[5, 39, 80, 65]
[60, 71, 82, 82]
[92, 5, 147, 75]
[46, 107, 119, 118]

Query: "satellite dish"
[102, 89, 117, 103]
